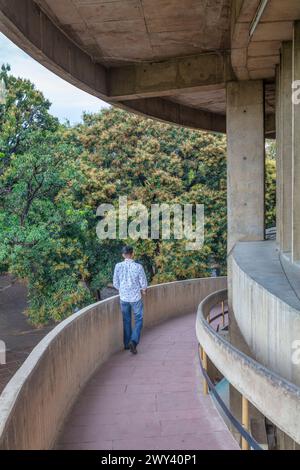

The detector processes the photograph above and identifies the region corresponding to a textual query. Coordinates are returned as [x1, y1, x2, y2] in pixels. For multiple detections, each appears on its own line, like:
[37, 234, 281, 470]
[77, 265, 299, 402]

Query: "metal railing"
[207, 299, 227, 330]
[198, 300, 262, 451]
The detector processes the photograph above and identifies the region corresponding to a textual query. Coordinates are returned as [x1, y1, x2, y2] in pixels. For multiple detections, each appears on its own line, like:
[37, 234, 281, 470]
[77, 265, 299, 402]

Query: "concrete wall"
[0, 276, 226, 450]
[232, 257, 300, 387]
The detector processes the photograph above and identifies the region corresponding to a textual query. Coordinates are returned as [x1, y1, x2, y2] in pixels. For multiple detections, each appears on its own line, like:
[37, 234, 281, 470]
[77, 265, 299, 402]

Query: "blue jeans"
[120, 299, 144, 347]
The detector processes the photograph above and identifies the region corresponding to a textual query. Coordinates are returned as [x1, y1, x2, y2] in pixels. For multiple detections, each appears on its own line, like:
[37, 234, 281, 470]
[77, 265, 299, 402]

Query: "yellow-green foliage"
[0, 65, 276, 325]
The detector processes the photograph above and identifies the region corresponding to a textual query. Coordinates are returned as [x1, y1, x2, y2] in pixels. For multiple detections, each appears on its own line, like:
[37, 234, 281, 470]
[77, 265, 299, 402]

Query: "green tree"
[265, 140, 276, 229]
[75, 108, 228, 282]
[0, 66, 95, 323]
[0, 66, 277, 325]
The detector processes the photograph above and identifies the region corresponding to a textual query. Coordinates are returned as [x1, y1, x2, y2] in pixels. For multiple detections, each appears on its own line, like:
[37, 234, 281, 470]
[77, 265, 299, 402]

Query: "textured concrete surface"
[36, 0, 231, 65]
[2, 0, 294, 133]
[197, 287, 300, 446]
[2, 1, 300, 135]
[233, 241, 300, 310]
[232, 1, 300, 81]
[232, 241, 300, 387]
[226, 80, 265, 254]
[0, 277, 226, 450]
[56, 312, 239, 450]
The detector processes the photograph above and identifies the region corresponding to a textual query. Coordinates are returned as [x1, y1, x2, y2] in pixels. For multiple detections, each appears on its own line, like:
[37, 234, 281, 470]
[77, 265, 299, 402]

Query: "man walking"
[113, 246, 148, 354]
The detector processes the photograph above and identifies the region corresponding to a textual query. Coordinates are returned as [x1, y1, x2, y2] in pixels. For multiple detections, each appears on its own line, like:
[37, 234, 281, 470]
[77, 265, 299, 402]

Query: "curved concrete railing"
[232, 244, 300, 386]
[0, 276, 226, 450]
[196, 289, 300, 445]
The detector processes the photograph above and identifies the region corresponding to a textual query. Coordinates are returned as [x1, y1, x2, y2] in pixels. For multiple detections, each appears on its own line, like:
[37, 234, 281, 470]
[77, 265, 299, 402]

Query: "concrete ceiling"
[35, 0, 231, 66]
[1, 0, 300, 134]
[232, 0, 300, 80]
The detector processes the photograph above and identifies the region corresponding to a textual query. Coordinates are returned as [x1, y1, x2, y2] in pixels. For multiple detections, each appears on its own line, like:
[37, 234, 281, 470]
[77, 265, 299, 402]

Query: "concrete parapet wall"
[0, 277, 226, 450]
[232, 256, 300, 387]
[196, 289, 300, 444]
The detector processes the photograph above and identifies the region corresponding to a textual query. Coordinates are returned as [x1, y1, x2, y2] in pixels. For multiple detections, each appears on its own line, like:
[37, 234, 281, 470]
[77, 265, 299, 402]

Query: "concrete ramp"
[56, 313, 239, 450]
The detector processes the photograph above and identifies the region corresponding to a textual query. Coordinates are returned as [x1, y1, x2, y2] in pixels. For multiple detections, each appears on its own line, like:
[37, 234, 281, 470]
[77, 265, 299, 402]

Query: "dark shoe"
[129, 341, 137, 355]
[124, 345, 130, 350]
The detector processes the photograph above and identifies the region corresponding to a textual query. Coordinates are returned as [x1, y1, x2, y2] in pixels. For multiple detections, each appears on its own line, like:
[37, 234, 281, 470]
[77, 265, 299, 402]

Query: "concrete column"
[226, 80, 265, 254]
[276, 65, 282, 247]
[280, 42, 293, 255]
[292, 22, 300, 262]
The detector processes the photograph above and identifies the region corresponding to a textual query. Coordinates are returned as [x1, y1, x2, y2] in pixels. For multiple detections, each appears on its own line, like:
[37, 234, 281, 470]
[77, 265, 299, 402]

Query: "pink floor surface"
[56, 312, 239, 450]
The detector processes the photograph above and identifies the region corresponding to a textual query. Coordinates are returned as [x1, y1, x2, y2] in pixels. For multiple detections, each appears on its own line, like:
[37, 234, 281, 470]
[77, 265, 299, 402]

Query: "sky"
[0, 32, 109, 124]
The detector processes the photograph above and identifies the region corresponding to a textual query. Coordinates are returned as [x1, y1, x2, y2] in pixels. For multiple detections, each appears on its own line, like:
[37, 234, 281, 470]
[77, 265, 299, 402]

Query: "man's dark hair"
[122, 245, 134, 255]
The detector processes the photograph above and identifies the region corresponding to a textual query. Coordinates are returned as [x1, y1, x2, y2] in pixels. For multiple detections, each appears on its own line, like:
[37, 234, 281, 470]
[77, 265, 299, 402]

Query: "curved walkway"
[56, 313, 239, 450]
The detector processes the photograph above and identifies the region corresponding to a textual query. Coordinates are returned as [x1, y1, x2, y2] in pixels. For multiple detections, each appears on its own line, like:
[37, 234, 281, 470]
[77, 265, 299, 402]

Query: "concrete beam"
[108, 53, 235, 101]
[121, 96, 275, 137]
[121, 97, 227, 134]
[0, 0, 107, 99]
[231, 0, 261, 80]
